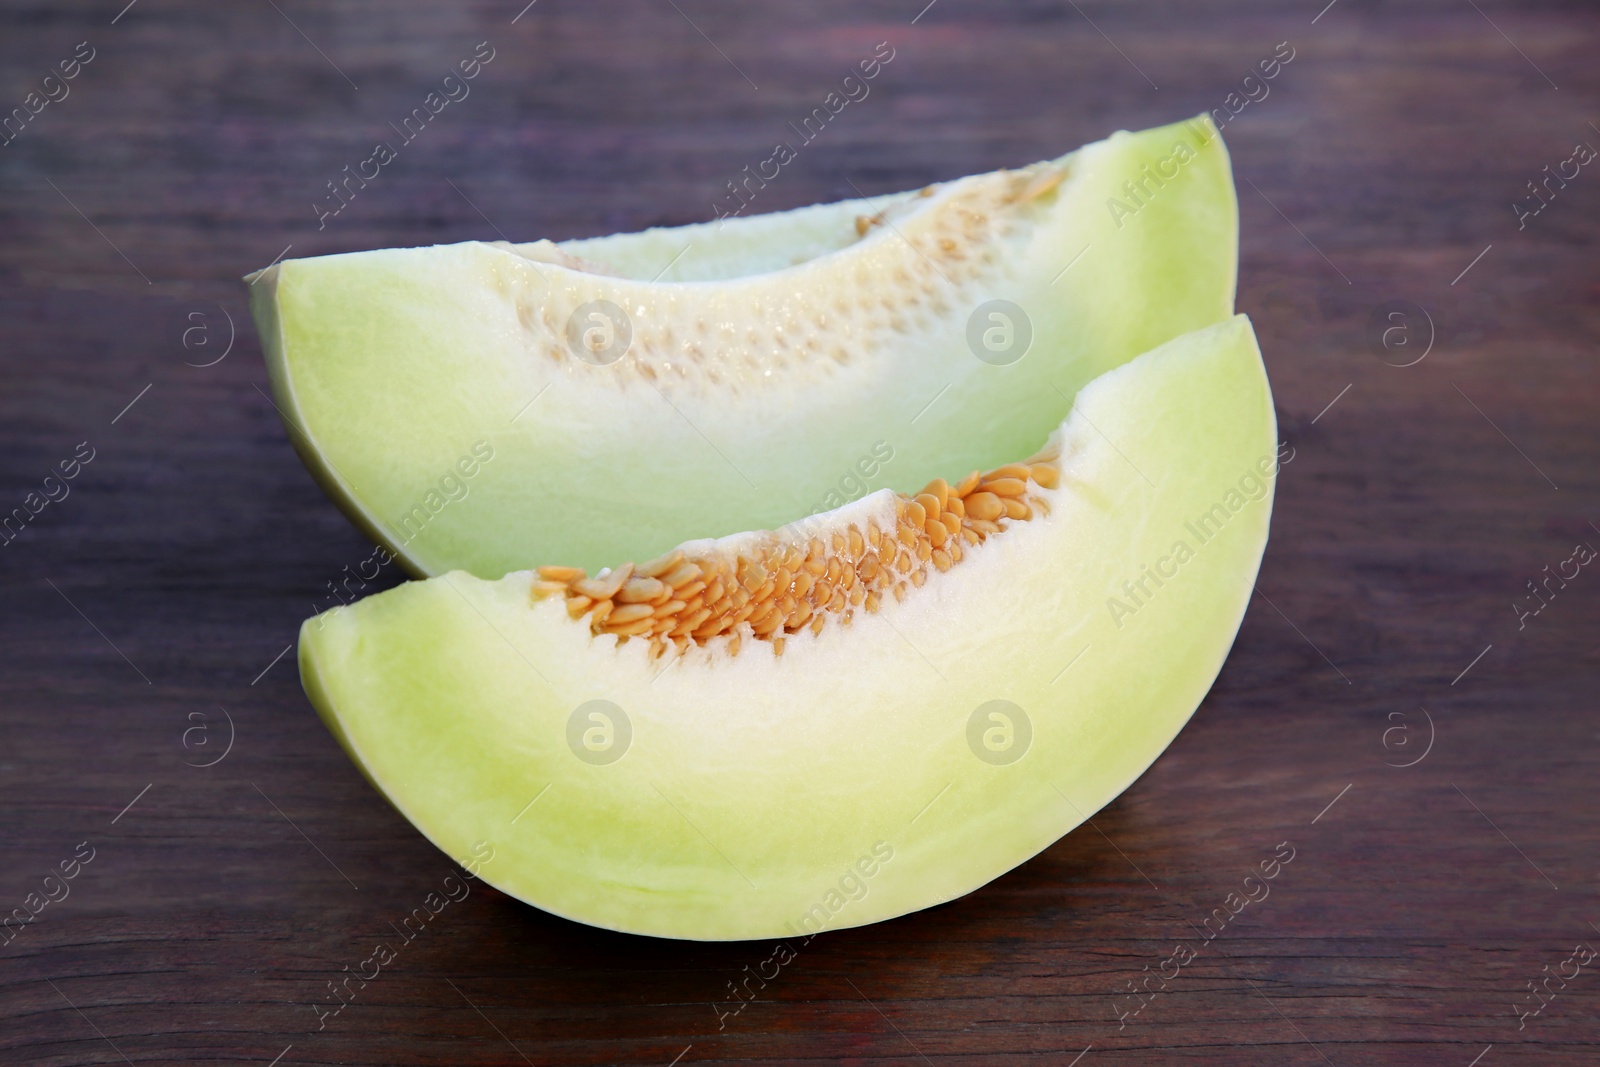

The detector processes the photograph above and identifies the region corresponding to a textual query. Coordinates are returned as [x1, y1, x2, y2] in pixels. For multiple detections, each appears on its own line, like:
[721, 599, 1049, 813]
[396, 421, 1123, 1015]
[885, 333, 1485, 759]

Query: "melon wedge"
[299, 315, 1277, 941]
[252, 115, 1236, 578]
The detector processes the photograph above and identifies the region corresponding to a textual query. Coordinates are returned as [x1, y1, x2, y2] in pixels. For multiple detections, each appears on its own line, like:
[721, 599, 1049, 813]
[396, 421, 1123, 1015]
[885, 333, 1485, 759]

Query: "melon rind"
[254, 116, 1236, 578]
[299, 314, 1276, 941]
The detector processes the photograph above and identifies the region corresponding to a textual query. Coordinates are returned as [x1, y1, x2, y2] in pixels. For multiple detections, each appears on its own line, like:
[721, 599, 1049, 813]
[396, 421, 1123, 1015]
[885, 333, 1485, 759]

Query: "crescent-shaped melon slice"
[299, 315, 1277, 941]
[251, 115, 1235, 577]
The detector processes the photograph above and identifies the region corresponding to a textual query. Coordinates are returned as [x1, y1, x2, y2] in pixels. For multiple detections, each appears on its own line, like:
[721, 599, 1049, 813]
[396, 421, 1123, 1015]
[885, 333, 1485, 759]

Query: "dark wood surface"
[2, 1, 1598, 1063]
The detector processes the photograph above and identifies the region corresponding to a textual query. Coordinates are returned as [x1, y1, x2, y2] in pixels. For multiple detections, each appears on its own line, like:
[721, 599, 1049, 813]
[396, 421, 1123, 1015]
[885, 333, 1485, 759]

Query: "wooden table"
[2, 1, 1596, 1063]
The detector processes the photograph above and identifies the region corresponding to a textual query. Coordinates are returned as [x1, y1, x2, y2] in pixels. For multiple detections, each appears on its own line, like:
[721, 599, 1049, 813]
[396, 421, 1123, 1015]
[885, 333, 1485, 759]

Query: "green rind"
[254, 276, 420, 575]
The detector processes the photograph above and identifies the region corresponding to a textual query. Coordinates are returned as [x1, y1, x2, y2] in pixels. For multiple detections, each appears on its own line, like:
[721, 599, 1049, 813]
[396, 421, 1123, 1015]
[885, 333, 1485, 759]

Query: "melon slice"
[299, 315, 1277, 941]
[251, 115, 1235, 578]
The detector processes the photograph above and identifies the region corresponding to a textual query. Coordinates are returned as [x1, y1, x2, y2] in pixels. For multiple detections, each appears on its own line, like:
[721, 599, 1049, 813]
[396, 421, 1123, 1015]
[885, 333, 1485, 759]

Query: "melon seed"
[965, 492, 1003, 521]
[616, 577, 666, 603]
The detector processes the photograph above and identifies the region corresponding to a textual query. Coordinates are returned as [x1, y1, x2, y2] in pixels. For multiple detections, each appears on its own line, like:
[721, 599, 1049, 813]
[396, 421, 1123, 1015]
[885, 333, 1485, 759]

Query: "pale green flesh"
[299, 315, 1275, 941]
[254, 116, 1237, 578]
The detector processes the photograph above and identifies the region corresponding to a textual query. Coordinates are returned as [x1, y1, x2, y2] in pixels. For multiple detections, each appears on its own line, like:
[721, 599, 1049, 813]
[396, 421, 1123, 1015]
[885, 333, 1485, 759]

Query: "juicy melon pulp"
[299, 315, 1277, 941]
[251, 115, 1236, 577]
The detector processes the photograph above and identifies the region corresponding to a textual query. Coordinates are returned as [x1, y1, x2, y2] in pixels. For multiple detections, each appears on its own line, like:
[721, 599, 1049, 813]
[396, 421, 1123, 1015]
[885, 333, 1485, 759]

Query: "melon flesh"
[251, 116, 1236, 578]
[299, 315, 1276, 941]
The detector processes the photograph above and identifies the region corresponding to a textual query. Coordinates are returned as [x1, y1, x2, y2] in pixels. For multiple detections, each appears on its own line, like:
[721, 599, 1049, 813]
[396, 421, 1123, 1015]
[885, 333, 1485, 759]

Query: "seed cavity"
[511, 167, 1052, 384]
[531, 450, 1062, 661]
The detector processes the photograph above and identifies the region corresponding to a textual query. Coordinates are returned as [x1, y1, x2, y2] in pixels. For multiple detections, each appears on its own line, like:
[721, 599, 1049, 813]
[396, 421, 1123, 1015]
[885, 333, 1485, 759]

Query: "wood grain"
[1, 1, 1598, 1063]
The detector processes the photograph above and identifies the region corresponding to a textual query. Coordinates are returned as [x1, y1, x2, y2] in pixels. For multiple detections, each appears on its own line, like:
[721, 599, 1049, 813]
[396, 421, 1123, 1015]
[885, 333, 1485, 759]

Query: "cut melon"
[299, 315, 1277, 941]
[251, 115, 1236, 578]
